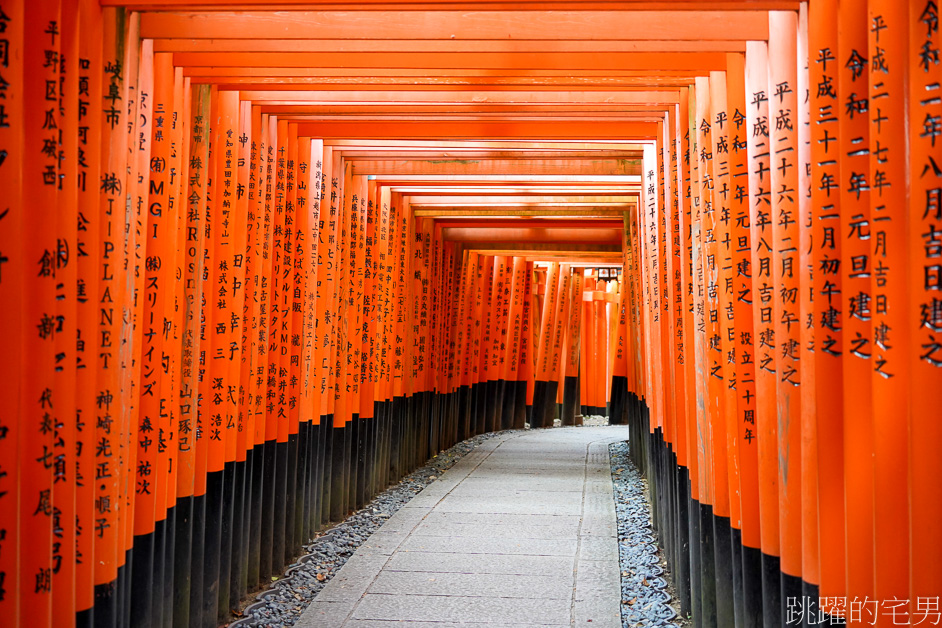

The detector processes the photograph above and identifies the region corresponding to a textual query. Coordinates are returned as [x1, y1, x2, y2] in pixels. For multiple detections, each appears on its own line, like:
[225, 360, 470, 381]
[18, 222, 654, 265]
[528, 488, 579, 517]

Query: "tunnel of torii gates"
[1, 0, 942, 627]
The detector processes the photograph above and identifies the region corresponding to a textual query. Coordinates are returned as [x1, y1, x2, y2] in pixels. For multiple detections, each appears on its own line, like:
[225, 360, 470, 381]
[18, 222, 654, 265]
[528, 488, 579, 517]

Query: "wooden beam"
[405, 195, 635, 204]
[153, 38, 748, 54]
[413, 208, 631, 217]
[170, 51, 729, 71]
[112, 1, 800, 10]
[350, 158, 642, 176]
[291, 120, 658, 139]
[441, 227, 623, 244]
[238, 89, 683, 104]
[141, 11, 769, 42]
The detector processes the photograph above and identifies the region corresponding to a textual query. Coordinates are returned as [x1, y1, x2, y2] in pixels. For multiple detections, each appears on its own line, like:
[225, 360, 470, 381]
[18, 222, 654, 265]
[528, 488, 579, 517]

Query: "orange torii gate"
[0, 3, 939, 628]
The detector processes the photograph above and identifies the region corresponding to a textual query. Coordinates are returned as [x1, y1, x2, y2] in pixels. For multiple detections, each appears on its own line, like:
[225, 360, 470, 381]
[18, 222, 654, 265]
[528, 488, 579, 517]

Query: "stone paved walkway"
[297, 426, 629, 627]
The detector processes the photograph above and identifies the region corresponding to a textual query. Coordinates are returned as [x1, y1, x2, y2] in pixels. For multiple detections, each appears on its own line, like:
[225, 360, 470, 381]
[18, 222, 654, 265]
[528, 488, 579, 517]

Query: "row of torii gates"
[0, 1, 940, 627]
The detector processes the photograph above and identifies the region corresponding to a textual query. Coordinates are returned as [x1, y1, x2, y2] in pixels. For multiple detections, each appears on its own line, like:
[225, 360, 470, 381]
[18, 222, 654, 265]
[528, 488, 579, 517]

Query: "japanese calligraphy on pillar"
[769, 10, 802, 582]
[809, 0, 846, 607]
[0, 0, 22, 617]
[839, 0, 875, 598]
[868, 0, 912, 615]
[909, 0, 942, 605]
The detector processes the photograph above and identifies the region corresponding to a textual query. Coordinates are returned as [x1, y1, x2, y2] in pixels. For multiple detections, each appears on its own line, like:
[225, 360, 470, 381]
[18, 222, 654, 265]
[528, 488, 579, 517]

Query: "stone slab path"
[297, 426, 629, 627]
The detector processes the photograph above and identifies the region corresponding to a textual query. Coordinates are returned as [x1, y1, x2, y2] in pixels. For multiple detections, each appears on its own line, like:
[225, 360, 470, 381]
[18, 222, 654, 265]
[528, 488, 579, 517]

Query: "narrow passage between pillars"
[0, 2, 939, 628]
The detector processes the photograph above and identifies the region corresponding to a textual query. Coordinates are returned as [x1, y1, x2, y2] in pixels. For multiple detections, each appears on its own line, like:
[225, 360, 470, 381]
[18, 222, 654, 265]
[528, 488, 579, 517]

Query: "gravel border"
[228, 431, 502, 627]
[610, 440, 685, 627]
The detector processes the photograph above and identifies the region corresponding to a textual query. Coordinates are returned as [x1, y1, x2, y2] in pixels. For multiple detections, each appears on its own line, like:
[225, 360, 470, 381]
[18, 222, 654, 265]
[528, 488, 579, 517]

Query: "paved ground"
[297, 425, 629, 627]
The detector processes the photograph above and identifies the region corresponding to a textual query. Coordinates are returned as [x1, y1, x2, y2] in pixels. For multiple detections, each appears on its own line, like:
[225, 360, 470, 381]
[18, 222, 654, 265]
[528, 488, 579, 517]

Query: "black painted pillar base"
[742, 543, 764, 628]
[761, 552, 782, 628]
[483, 379, 498, 433]
[189, 491, 206, 628]
[689, 495, 702, 628]
[713, 514, 734, 627]
[730, 525, 744, 628]
[129, 532, 154, 628]
[561, 375, 579, 425]
[498, 379, 514, 431]
[543, 380, 559, 427]
[219, 460, 236, 623]
[530, 379, 547, 428]
[172, 495, 193, 628]
[802, 580, 821, 628]
[93, 579, 119, 628]
[781, 572, 803, 627]
[202, 469, 224, 628]
[329, 425, 347, 523]
[457, 385, 470, 441]
[676, 467, 691, 617]
[512, 380, 528, 429]
[259, 439, 276, 582]
[77, 607, 94, 628]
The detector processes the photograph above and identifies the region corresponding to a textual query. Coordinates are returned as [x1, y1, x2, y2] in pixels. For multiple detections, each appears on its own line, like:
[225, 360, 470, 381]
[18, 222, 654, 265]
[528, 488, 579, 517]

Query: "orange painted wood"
[292, 120, 659, 141]
[137, 49, 174, 538]
[283, 123, 303, 438]
[21, 0, 60, 618]
[139, 10, 769, 42]
[497, 255, 514, 397]
[713, 66, 740, 530]
[359, 175, 376, 420]
[300, 138, 323, 422]
[535, 262, 560, 385]
[74, 0, 104, 613]
[796, 3, 819, 592]
[235, 101, 255, 453]
[548, 264, 571, 392]
[657, 112, 676, 456]
[867, 0, 911, 620]
[838, 0, 875, 601]
[769, 9, 801, 581]
[658, 117, 674, 444]
[692, 80, 713, 508]
[390, 193, 409, 403]
[745, 39, 779, 562]
[121, 16, 144, 562]
[566, 271, 585, 381]
[164, 65, 187, 526]
[201, 86, 224, 476]
[908, 0, 942, 608]
[682, 87, 700, 504]
[350, 158, 639, 177]
[154, 38, 746, 55]
[726, 51, 761, 551]
[0, 0, 24, 620]
[809, 0, 846, 604]
[505, 256, 528, 387]
[459, 252, 478, 391]
[670, 88, 689, 473]
[217, 90, 243, 462]
[55, 9, 80, 622]
[94, 5, 132, 590]
[313, 145, 335, 420]
[520, 262, 535, 406]
[271, 117, 294, 441]
[375, 184, 393, 409]
[251, 107, 274, 449]
[335, 160, 354, 424]
[112, 1, 805, 10]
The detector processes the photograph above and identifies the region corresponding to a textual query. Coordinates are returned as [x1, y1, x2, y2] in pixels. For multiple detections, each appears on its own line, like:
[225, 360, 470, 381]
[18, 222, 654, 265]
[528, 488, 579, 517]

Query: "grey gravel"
[229, 431, 501, 627]
[610, 440, 683, 627]
[552, 413, 610, 427]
